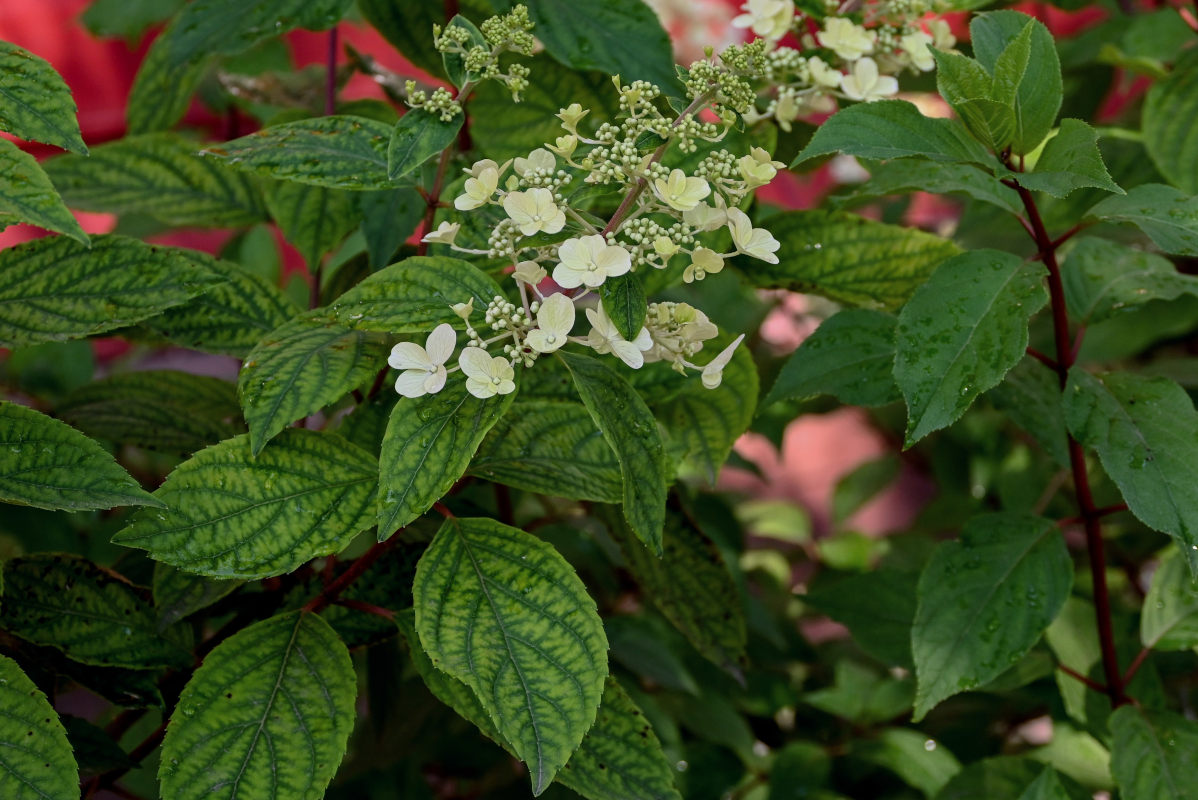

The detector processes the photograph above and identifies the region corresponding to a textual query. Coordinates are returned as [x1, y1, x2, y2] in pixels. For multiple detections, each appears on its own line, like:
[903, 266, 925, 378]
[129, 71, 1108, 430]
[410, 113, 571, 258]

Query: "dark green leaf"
[265, 181, 358, 269]
[937, 757, 1089, 800]
[833, 454, 902, 523]
[1012, 119, 1122, 198]
[0, 40, 86, 153]
[970, 11, 1062, 154]
[842, 159, 1021, 215]
[442, 15, 488, 88]
[1062, 237, 1198, 325]
[1087, 183, 1198, 256]
[932, 48, 1014, 153]
[153, 563, 244, 631]
[0, 654, 78, 798]
[1110, 706, 1198, 800]
[1143, 48, 1198, 195]
[0, 138, 87, 243]
[600, 273, 647, 343]
[358, 187, 423, 269]
[387, 108, 462, 181]
[80, 0, 186, 42]
[986, 357, 1070, 466]
[1141, 548, 1198, 650]
[805, 569, 918, 667]
[856, 727, 962, 796]
[62, 715, 133, 777]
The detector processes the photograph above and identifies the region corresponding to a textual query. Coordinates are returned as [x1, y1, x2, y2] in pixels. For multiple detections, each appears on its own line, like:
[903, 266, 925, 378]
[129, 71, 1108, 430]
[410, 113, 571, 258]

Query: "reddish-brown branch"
[1057, 663, 1107, 693]
[1025, 347, 1057, 370]
[1123, 646, 1152, 684]
[303, 534, 403, 615]
[333, 598, 396, 620]
[433, 502, 456, 519]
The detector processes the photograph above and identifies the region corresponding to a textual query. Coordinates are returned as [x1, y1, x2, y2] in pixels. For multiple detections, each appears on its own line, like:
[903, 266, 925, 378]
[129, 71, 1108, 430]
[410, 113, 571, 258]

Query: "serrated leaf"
[239, 314, 387, 455]
[742, 210, 962, 311]
[1012, 120, 1122, 198]
[932, 49, 1014, 153]
[0, 553, 193, 668]
[1110, 706, 1198, 800]
[895, 250, 1048, 445]
[1087, 184, 1198, 256]
[1061, 237, 1198, 325]
[1064, 370, 1198, 568]
[1144, 48, 1198, 195]
[265, 181, 358, 269]
[316, 541, 423, 647]
[114, 429, 377, 579]
[469, 400, 623, 502]
[842, 159, 1021, 215]
[413, 516, 608, 794]
[856, 727, 962, 796]
[377, 372, 514, 536]
[0, 654, 79, 799]
[358, 187, 423, 269]
[0, 400, 160, 511]
[805, 569, 918, 667]
[559, 350, 666, 554]
[986, 357, 1070, 466]
[153, 563, 244, 631]
[765, 308, 900, 408]
[159, 611, 356, 800]
[0, 138, 88, 243]
[57, 370, 244, 456]
[0, 40, 86, 153]
[1141, 548, 1198, 650]
[912, 513, 1072, 720]
[600, 273, 647, 343]
[387, 108, 462, 181]
[0, 234, 222, 349]
[970, 11, 1062, 154]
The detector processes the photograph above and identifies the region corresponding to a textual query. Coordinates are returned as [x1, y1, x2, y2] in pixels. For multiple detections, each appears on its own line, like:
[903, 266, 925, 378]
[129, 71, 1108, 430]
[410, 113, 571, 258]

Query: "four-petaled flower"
[900, 31, 936, 72]
[459, 348, 516, 398]
[585, 305, 653, 369]
[840, 57, 898, 102]
[552, 235, 632, 289]
[422, 221, 460, 245]
[652, 169, 711, 212]
[502, 188, 566, 236]
[818, 18, 876, 61]
[514, 148, 556, 176]
[701, 334, 745, 389]
[525, 293, 575, 353]
[684, 247, 725, 283]
[389, 323, 455, 398]
[455, 165, 499, 210]
[727, 208, 780, 263]
[807, 56, 843, 89]
[732, 0, 794, 41]
[513, 260, 547, 286]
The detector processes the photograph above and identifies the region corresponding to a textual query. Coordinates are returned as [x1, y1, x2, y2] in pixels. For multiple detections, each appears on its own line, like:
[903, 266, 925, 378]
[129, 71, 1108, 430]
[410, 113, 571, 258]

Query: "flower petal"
[424, 323, 456, 365]
[388, 341, 432, 371]
[395, 369, 431, 398]
[458, 347, 494, 381]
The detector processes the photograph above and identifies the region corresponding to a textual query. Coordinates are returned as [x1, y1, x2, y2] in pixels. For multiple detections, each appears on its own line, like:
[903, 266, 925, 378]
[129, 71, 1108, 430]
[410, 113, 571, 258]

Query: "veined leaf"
[1144, 48, 1198, 195]
[387, 108, 462, 180]
[159, 611, 356, 800]
[741, 210, 962, 311]
[205, 115, 399, 189]
[153, 563, 244, 631]
[1087, 183, 1198, 256]
[0, 234, 222, 349]
[841, 159, 1022, 215]
[560, 350, 667, 554]
[895, 249, 1048, 446]
[357, 0, 446, 79]
[264, 181, 358, 269]
[414, 517, 608, 794]
[377, 372, 514, 537]
[0, 400, 160, 511]
[600, 273, 647, 343]
[804, 569, 919, 668]
[0, 654, 79, 799]
[358, 187, 423, 268]
[0, 553, 193, 668]
[987, 357, 1070, 467]
[1141, 548, 1198, 651]
[0, 40, 86, 153]
[1110, 706, 1198, 800]
[1064, 370, 1198, 569]
[1062, 237, 1198, 325]
[1013, 120, 1122, 198]
[912, 513, 1072, 720]
[0, 138, 88, 243]
[239, 314, 387, 455]
[114, 429, 377, 579]
[933, 48, 1014, 153]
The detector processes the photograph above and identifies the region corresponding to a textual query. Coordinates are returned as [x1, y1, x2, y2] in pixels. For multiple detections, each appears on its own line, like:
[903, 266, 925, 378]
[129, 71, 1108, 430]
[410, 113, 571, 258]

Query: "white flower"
[502, 188, 566, 236]
[512, 260, 547, 285]
[701, 334, 745, 389]
[459, 348, 516, 398]
[451, 298, 473, 322]
[732, 0, 794, 41]
[525, 293, 575, 353]
[548, 135, 577, 158]
[557, 103, 589, 133]
[652, 169, 711, 212]
[653, 236, 680, 258]
[818, 18, 876, 61]
[514, 148, 556, 176]
[900, 31, 936, 71]
[454, 165, 499, 211]
[840, 57, 898, 102]
[552, 235, 632, 289]
[727, 208, 780, 263]
[683, 196, 728, 232]
[422, 221, 460, 245]
[737, 153, 778, 189]
[684, 247, 725, 283]
[807, 56, 843, 89]
[585, 305, 653, 369]
[772, 88, 802, 132]
[929, 19, 956, 50]
[388, 323, 455, 398]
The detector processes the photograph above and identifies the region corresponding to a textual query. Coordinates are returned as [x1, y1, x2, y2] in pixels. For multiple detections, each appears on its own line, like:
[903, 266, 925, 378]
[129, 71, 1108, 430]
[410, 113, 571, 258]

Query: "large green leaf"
[239, 314, 387, 455]
[0, 234, 222, 349]
[559, 350, 667, 554]
[764, 309, 900, 408]
[159, 611, 356, 800]
[986, 357, 1070, 466]
[413, 516, 608, 794]
[0, 654, 79, 799]
[1062, 237, 1198, 325]
[932, 48, 1015, 154]
[387, 108, 462, 180]
[469, 400, 623, 502]
[0, 138, 88, 243]
[842, 159, 1022, 215]
[0, 40, 86, 153]
[855, 727, 962, 797]
[358, 187, 424, 268]
[1141, 548, 1198, 651]
[205, 116, 399, 189]
[0, 400, 160, 511]
[1087, 184, 1198, 256]
[81, 0, 186, 41]
[377, 372, 514, 536]
[912, 514, 1072, 720]
[265, 181, 358, 269]
[937, 757, 1089, 800]
[57, 370, 244, 456]
[1143, 48, 1198, 195]
[895, 250, 1048, 446]
[0, 553, 193, 668]
[970, 11, 1062, 154]
[804, 569, 919, 668]
[114, 429, 377, 579]
[1110, 706, 1198, 800]
[153, 563, 244, 631]
[356, 0, 446, 79]
[1013, 119, 1122, 198]
[1064, 371, 1198, 567]
[742, 210, 962, 311]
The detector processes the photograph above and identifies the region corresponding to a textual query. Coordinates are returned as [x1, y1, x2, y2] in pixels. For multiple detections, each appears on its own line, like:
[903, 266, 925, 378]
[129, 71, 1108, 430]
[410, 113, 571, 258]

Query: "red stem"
[333, 598, 396, 620]
[303, 534, 403, 615]
[1057, 663, 1106, 693]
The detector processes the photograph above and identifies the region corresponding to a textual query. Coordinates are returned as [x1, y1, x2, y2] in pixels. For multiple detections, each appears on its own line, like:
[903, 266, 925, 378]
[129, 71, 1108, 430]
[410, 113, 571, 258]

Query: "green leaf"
[970, 11, 1062, 154]
[856, 727, 962, 796]
[792, 100, 994, 168]
[1087, 184, 1198, 256]
[153, 563, 244, 631]
[356, 0, 477, 80]
[80, 0, 186, 42]
[413, 516, 608, 794]
[0, 40, 86, 153]
[442, 15, 488, 88]
[912, 513, 1072, 720]
[62, 714, 133, 777]
[239, 314, 387, 455]
[742, 210, 962, 312]
[833, 454, 902, 523]
[377, 372, 514, 536]
[559, 350, 667, 554]
[0, 138, 87, 243]
[932, 49, 1015, 153]
[1066, 370, 1198, 565]
[804, 569, 918, 667]
[600, 273, 647, 343]
[1012, 120, 1122, 198]
[1015, 766, 1073, 800]
[57, 370, 243, 456]
[0, 400, 160, 511]
[469, 400, 623, 502]
[0, 553, 193, 668]
[123, 45, 206, 135]
[358, 187, 423, 269]
[159, 611, 356, 800]
[937, 757, 1090, 800]
[765, 308, 900, 408]
[114, 429, 377, 579]
[1141, 548, 1198, 650]
[1144, 48, 1198, 195]
[387, 108, 462, 181]
[0, 654, 79, 799]
[843, 159, 1022, 215]
[265, 181, 358, 269]
[895, 250, 1048, 446]
[0, 234, 221, 349]
[1110, 706, 1198, 800]
[987, 357, 1070, 467]
[1062, 237, 1198, 325]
